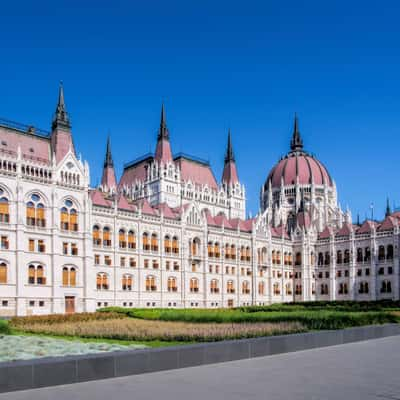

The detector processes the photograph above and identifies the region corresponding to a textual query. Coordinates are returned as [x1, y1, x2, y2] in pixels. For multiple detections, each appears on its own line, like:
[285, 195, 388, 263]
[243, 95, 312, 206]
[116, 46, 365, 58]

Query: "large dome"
[264, 116, 333, 190]
[266, 151, 333, 189]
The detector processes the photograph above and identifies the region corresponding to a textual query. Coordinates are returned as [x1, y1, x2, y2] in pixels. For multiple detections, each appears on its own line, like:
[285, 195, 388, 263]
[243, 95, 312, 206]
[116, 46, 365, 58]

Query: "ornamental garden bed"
[1, 301, 400, 362]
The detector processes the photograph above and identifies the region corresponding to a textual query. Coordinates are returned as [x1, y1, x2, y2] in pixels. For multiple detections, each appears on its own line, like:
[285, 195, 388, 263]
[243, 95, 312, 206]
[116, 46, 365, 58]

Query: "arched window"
[318, 252, 324, 266]
[145, 275, 156, 291]
[324, 252, 330, 265]
[276, 251, 281, 265]
[336, 250, 343, 264]
[225, 243, 231, 259]
[320, 283, 329, 295]
[272, 250, 276, 264]
[210, 279, 219, 293]
[208, 241, 214, 258]
[378, 245, 385, 261]
[285, 283, 292, 295]
[0, 189, 10, 223]
[288, 252, 293, 265]
[103, 227, 111, 247]
[60, 199, 78, 231]
[359, 281, 369, 294]
[273, 282, 280, 295]
[227, 280, 235, 294]
[190, 278, 199, 292]
[191, 238, 200, 257]
[295, 284, 302, 295]
[172, 236, 179, 254]
[122, 274, 133, 291]
[231, 245, 236, 260]
[295, 252, 302, 266]
[214, 242, 220, 258]
[92, 225, 101, 246]
[240, 246, 246, 261]
[246, 246, 251, 262]
[26, 194, 46, 227]
[167, 276, 177, 292]
[142, 232, 150, 251]
[28, 264, 46, 285]
[119, 229, 127, 249]
[151, 233, 158, 252]
[364, 247, 371, 262]
[387, 244, 394, 260]
[128, 230, 136, 250]
[258, 281, 265, 295]
[344, 249, 350, 264]
[242, 281, 250, 294]
[164, 235, 171, 254]
[356, 248, 363, 263]
[96, 273, 109, 290]
[62, 267, 77, 287]
[381, 280, 392, 293]
[0, 262, 7, 284]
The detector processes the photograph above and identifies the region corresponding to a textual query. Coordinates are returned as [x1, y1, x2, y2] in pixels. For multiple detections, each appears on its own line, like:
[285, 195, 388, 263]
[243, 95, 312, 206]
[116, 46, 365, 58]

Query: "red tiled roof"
[175, 157, 218, 190]
[0, 125, 51, 164]
[336, 222, 352, 236]
[377, 216, 396, 231]
[90, 190, 113, 208]
[222, 160, 239, 185]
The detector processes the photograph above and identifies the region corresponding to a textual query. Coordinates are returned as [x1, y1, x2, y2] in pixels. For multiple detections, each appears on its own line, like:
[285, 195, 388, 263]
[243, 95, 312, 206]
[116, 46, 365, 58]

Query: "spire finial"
[158, 103, 169, 140]
[52, 81, 71, 130]
[290, 113, 303, 151]
[385, 197, 391, 217]
[224, 128, 235, 163]
[104, 135, 114, 168]
[357, 213, 360, 225]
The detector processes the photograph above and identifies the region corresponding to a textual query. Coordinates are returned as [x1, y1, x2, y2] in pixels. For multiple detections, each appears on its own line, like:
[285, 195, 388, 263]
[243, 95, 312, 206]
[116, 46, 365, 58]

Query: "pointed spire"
[385, 197, 391, 217]
[224, 129, 235, 163]
[290, 113, 303, 151]
[52, 81, 71, 131]
[222, 129, 239, 185]
[104, 135, 114, 168]
[357, 213, 360, 225]
[101, 135, 117, 191]
[158, 103, 169, 140]
[154, 103, 173, 163]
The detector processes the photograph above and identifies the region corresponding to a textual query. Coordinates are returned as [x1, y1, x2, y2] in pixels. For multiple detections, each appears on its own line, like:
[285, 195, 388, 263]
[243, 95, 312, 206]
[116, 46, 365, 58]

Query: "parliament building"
[0, 84, 397, 316]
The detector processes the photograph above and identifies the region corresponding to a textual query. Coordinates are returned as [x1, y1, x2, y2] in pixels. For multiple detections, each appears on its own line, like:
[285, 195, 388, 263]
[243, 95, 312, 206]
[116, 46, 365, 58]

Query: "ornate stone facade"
[0, 84, 398, 316]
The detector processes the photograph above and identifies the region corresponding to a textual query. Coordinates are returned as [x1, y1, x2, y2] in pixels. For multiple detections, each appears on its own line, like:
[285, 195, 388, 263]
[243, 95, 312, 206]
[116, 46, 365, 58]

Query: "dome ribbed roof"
[266, 151, 333, 188]
[265, 115, 333, 189]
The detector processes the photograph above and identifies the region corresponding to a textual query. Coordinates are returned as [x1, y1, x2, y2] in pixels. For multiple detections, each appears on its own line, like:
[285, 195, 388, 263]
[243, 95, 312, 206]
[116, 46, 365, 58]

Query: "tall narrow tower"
[100, 136, 117, 193]
[221, 130, 245, 219]
[51, 82, 75, 163]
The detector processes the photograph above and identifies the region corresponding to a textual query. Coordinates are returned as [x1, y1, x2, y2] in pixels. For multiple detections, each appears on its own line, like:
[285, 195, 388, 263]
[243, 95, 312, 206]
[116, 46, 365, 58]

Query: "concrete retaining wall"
[1, 323, 400, 393]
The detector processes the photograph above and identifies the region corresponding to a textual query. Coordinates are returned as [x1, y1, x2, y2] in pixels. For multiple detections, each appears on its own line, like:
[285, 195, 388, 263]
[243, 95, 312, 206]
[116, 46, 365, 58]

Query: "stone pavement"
[1, 335, 400, 400]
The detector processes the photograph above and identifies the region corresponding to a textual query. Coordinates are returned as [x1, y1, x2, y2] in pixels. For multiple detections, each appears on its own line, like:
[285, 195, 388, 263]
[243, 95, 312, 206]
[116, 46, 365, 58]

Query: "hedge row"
[101, 307, 399, 330]
[0, 319, 10, 335]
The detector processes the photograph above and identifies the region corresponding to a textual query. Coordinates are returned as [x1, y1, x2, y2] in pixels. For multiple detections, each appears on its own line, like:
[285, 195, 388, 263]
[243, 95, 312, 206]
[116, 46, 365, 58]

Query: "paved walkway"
[2, 335, 400, 400]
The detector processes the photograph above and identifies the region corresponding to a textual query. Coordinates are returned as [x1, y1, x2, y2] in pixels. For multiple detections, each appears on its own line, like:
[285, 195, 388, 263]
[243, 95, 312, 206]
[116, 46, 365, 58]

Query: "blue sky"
[1, 0, 399, 220]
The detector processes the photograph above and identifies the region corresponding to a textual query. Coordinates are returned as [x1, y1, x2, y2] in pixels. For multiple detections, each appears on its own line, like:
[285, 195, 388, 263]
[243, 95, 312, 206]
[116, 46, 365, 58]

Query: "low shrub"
[0, 319, 10, 335]
[11, 312, 125, 330]
[11, 318, 305, 342]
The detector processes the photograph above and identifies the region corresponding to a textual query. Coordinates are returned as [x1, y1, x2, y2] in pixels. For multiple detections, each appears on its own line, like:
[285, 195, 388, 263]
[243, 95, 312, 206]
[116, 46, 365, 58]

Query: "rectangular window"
[38, 240, 45, 253]
[166, 261, 170, 270]
[120, 257, 126, 267]
[144, 259, 149, 268]
[63, 242, 68, 255]
[104, 256, 111, 266]
[388, 267, 393, 275]
[28, 239, 35, 252]
[357, 269, 362, 277]
[129, 258, 136, 268]
[173, 262, 179, 271]
[1, 300, 8, 307]
[365, 268, 370, 276]
[71, 243, 78, 256]
[94, 254, 100, 265]
[1, 236, 9, 250]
